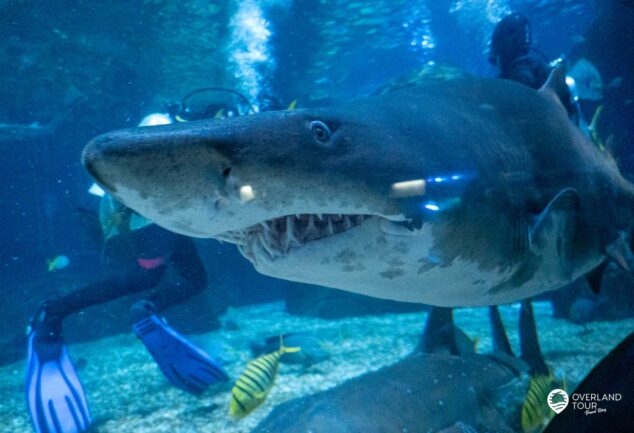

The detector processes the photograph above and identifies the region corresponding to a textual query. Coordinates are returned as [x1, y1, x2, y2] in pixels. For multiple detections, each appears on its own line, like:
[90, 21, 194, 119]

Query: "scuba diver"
[165, 86, 257, 122]
[489, 12, 549, 89]
[25, 113, 230, 433]
[488, 12, 552, 378]
[490, 12, 594, 134]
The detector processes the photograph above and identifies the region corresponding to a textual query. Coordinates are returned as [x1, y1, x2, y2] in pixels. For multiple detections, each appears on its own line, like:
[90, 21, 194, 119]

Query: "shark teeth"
[379, 218, 418, 236]
[258, 232, 278, 257]
[285, 216, 302, 251]
[343, 215, 352, 230]
[307, 214, 316, 232]
[230, 213, 372, 262]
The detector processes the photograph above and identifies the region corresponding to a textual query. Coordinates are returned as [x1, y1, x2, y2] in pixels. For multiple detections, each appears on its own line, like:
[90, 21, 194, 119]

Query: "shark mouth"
[216, 214, 372, 262]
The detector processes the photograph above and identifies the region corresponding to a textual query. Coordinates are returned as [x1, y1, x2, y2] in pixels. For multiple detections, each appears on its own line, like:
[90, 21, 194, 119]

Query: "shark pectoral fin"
[605, 231, 634, 273]
[529, 188, 580, 261]
[585, 260, 609, 294]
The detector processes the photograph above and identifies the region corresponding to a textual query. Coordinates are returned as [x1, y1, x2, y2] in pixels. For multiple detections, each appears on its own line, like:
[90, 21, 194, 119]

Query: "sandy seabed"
[1, 301, 632, 433]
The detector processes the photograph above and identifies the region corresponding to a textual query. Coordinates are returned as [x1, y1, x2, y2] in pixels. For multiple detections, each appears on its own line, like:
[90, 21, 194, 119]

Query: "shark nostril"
[222, 167, 232, 178]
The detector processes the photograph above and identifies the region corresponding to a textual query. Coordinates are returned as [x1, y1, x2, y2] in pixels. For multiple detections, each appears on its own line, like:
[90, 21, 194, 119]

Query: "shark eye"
[310, 121, 331, 143]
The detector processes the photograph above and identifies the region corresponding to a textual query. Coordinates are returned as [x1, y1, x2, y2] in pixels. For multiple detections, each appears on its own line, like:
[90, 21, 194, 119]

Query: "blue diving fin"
[25, 323, 91, 433]
[133, 315, 229, 394]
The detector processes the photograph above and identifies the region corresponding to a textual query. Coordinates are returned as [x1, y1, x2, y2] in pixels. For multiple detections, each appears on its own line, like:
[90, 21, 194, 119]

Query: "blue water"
[1, 1, 633, 432]
[0, 0, 600, 295]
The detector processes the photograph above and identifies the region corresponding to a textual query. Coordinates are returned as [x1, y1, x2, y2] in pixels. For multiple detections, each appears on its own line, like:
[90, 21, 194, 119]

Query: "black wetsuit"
[42, 223, 207, 328]
[498, 50, 549, 90]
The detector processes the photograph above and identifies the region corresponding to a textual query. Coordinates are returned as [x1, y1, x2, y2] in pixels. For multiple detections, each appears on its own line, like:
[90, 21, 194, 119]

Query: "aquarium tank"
[1, 0, 633, 432]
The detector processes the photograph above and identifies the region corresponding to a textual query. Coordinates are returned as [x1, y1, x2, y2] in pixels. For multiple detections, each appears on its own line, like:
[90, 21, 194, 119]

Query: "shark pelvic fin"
[586, 260, 609, 294]
[529, 188, 580, 261]
[605, 231, 634, 273]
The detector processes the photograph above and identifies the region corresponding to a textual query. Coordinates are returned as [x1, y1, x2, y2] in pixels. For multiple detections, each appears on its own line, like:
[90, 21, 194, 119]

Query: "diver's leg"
[131, 237, 228, 394]
[489, 306, 515, 356]
[519, 300, 549, 375]
[25, 267, 163, 433]
[145, 237, 208, 311]
[43, 267, 165, 322]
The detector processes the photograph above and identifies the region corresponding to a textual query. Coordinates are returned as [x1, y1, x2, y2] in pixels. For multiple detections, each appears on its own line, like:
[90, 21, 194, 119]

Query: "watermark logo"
[547, 389, 623, 416]
[547, 389, 569, 414]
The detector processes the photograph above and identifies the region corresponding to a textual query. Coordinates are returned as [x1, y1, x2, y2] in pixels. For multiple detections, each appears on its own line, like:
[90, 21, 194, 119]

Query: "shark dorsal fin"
[419, 307, 458, 355]
[539, 65, 573, 114]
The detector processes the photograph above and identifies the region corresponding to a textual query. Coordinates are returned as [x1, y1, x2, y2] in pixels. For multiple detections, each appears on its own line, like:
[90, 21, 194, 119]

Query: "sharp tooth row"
[235, 214, 370, 259]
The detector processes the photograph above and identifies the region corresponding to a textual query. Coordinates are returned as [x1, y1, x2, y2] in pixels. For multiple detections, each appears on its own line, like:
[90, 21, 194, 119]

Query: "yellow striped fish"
[229, 337, 300, 418]
[521, 373, 565, 432]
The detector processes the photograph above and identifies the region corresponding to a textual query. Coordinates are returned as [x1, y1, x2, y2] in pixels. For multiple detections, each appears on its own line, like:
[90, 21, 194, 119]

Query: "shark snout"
[82, 124, 244, 237]
[82, 133, 123, 193]
[82, 113, 398, 239]
[81, 119, 327, 238]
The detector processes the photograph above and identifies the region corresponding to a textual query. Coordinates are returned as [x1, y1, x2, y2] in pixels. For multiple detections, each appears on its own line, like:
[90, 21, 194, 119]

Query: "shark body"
[251, 351, 522, 433]
[83, 71, 634, 307]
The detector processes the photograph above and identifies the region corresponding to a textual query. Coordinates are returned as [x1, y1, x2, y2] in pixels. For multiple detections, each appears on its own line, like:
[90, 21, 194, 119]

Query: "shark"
[250, 350, 522, 433]
[252, 306, 526, 433]
[82, 68, 634, 307]
[0, 117, 61, 145]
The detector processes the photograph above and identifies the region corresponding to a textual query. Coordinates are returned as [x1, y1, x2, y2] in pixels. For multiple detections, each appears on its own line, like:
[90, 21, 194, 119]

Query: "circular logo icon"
[547, 389, 569, 414]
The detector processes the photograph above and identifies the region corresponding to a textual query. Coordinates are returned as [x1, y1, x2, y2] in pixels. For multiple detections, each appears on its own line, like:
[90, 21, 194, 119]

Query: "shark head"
[84, 99, 463, 302]
[84, 107, 419, 237]
[83, 76, 634, 306]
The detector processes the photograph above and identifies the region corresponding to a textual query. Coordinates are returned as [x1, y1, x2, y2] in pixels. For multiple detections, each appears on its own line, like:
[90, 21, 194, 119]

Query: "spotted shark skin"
[250, 351, 522, 433]
[82, 70, 634, 307]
